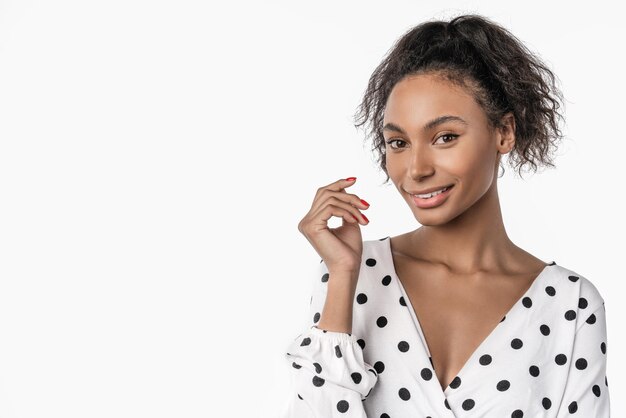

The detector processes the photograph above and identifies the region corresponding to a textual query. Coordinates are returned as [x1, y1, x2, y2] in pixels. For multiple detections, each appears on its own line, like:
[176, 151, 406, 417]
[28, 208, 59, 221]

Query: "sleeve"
[280, 259, 378, 418]
[556, 303, 611, 417]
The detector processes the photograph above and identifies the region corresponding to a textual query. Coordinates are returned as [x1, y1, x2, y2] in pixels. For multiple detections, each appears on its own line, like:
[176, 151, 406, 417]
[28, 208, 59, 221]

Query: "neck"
[410, 181, 517, 274]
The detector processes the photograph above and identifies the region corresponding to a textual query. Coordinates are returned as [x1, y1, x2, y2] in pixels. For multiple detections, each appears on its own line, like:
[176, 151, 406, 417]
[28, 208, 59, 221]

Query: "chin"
[414, 216, 449, 227]
[410, 203, 461, 226]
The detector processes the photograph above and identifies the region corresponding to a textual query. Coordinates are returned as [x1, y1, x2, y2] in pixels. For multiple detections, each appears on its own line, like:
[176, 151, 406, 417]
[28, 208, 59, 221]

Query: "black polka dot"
[540, 324, 550, 336]
[545, 286, 556, 296]
[568, 275, 579, 282]
[398, 341, 410, 352]
[542, 397, 552, 409]
[297, 393, 303, 400]
[374, 361, 385, 374]
[500, 315, 506, 322]
[312, 376, 325, 387]
[555, 353, 568, 365]
[335, 345, 342, 358]
[529, 365, 540, 377]
[575, 358, 588, 370]
[399, 296, 407, 306]
[398, 387, 411, 401]
[522, 297, 532, 308]
[356, 293, 368, 304]
[420, 368, 433, 380]
[511, 338, 523, 349]
[462, 399, 475, 410]
[351, 372, 362, 384]
[301, 337, 311, 346]
[601, 342, 606, 354]
[292, 362, 302, 369]
[449, 376, 461, 389]
[337, 400, 349, 413]
[564, 310, 577, 321]
[382, 275, 391, 286]
[321, 273, 329, 283]
[568, 401, 578, 413]
[380, 414, 390, 418]
[313, 362, 322, 374]
[479, 354, 492, 365]
[444, 399, 451, 409]
[357, 339, 366, 350]
[586, 313, 597, 324]
[376, 316, 388, 328]
[592, 384, 601, 397]
[578, 297, 588, 309]
[496, 380, 510, 391]
[365, 258, 377, 267]
[313, 312, 320, 323]
[511, 410, 523, 418]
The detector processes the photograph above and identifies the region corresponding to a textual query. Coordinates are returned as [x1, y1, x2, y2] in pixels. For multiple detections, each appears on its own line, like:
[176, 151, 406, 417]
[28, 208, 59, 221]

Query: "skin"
[383, 72, 549, 391]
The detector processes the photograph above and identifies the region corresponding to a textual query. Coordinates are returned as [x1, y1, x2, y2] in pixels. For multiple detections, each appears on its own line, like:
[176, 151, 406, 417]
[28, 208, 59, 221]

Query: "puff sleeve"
[281, 259, 378, 417]
[556, 303, 611, 417]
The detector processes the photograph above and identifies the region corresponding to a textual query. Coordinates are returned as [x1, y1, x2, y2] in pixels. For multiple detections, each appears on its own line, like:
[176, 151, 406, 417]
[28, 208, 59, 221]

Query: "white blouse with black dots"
[282, 236, 610, 417]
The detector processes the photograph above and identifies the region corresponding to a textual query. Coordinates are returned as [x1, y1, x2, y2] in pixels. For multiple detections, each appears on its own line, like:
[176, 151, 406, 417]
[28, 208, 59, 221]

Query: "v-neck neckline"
[382, 236, 555, 397]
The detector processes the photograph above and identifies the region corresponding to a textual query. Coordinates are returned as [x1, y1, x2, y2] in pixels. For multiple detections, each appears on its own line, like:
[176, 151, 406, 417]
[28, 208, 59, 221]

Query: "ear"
[496, 112, 516, 155]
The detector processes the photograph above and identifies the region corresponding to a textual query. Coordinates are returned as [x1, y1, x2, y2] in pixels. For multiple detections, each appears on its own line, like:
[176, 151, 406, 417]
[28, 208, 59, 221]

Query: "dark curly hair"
[353, 14, 566, 183]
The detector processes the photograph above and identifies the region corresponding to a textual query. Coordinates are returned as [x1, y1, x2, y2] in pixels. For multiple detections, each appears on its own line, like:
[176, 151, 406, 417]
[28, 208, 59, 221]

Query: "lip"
[408, 184, 455, 195]
[410, 184, 454, 209]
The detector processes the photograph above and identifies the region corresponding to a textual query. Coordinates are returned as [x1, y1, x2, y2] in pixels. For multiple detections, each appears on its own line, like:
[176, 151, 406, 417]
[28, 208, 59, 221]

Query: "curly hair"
[352, 14, 566, 183]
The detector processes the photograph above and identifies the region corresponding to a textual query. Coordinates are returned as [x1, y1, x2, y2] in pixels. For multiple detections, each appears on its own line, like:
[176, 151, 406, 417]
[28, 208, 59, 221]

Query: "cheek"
[453, 143, 497, 191]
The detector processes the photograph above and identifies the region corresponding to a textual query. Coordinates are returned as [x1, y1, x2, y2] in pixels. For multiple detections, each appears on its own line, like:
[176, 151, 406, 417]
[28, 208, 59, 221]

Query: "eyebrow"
[383, 115, 468, 134]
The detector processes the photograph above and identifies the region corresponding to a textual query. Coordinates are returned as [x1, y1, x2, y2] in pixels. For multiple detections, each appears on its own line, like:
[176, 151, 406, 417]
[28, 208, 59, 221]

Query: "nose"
[408, 143, 434, 180]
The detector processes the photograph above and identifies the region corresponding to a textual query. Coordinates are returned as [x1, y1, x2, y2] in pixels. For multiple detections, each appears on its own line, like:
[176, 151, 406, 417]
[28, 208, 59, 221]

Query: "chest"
[393, 259, 538, 392]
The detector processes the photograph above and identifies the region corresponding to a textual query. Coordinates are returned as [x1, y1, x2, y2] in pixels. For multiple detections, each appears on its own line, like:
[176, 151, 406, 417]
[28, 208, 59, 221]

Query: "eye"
[433, 134, 459, 145]
[385, 139, 407, 150]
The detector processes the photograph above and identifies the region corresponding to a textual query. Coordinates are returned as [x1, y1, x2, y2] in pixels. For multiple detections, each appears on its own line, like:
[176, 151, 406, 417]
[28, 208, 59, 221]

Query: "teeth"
[415, 186, 449, 199]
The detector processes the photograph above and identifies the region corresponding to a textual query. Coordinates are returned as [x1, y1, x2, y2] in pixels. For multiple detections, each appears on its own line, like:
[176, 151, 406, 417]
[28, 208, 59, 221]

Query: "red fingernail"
[352, 215, 358, 221]
[360, 199, 369, 207]
[346, 177, 356, 181]
[362, 214, 369, 223]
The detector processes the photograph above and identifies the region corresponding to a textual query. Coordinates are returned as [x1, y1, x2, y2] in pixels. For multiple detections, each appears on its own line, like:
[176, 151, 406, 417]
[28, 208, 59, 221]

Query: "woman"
[282, 14, 610, 417]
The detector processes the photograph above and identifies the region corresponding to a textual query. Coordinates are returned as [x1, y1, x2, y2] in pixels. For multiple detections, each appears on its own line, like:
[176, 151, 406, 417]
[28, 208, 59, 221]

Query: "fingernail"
[360, 199, 369, 207]
[362, 214, 369, 223]
[346, 177, 357, 181]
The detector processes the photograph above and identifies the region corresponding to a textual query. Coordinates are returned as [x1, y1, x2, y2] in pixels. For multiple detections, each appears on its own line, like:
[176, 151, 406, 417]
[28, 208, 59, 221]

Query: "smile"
[410, 185, 454, 208]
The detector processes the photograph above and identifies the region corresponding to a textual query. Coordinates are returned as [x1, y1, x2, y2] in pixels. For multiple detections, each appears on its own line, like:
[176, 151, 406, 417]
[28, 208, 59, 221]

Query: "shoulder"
[552, 264, 605, 308]
[549, 263, 606, 330]
[362, 236, 391, 262]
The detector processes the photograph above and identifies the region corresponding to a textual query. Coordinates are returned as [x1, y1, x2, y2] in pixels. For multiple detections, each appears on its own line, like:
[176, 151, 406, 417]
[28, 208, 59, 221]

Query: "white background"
[0, 1, 623, 417]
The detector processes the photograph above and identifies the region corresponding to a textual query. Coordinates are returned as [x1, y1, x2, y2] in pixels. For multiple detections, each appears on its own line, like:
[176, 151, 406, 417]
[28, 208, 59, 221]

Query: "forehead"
[383, 74, 482, 124]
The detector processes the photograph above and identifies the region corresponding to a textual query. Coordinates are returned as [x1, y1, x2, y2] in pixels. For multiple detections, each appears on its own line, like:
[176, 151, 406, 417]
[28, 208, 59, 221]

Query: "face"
[382, 73, 515, 226]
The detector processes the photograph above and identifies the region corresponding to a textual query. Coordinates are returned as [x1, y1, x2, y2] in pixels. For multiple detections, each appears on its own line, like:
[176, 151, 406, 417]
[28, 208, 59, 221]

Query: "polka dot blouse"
[282, 236, 610, 417]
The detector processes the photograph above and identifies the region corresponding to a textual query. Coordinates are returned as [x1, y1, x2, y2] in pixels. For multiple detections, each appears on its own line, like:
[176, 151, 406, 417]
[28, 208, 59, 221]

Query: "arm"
[556, 303, 610, 417]
[281, 260, 378, 418]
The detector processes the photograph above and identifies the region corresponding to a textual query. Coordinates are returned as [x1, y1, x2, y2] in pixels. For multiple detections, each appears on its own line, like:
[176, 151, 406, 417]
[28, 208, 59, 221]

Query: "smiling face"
[383, 72, 515, 226]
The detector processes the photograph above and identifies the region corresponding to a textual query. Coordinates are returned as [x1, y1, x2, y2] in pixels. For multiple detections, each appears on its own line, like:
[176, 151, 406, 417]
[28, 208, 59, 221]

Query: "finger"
[312, 191, 369, 215]
[302, 203, 358, 235]
[314, 177, 357, 200]
[312, 182, 369, 213]
[316, 196, 369, 225]
[317, 204, 362, 228]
